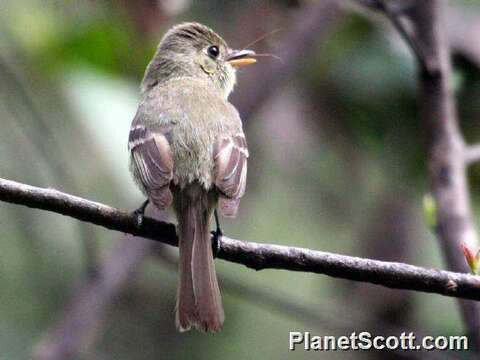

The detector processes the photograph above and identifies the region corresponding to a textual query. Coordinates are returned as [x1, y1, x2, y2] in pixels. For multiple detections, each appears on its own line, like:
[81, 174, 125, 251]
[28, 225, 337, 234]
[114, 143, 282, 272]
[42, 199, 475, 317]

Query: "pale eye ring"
[207, 45, 220, 59]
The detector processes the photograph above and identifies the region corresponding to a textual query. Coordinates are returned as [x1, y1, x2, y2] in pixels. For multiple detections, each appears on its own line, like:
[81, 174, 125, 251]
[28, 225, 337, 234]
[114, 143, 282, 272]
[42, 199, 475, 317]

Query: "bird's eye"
[207, 45, 220, 59]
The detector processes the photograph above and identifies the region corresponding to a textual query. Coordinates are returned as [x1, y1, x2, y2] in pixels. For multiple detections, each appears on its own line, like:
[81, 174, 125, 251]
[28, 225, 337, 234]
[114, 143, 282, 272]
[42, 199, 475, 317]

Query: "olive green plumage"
[131, 77, 243, 190]
[129, 22, 253, 332]
[141, 22, 236, 97]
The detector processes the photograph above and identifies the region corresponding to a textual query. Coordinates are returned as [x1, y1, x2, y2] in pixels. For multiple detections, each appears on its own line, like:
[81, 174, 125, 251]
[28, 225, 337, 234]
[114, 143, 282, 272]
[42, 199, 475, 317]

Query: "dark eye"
[207, 45, 220, 59]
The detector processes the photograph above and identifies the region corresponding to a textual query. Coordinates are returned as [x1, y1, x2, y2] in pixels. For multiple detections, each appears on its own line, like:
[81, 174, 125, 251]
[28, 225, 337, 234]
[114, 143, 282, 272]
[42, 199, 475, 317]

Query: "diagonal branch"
[1, 177, 480, 301]
[411, 0, 480, 350]
[356, 0, 438, 75]
[357, 0, 480, 350]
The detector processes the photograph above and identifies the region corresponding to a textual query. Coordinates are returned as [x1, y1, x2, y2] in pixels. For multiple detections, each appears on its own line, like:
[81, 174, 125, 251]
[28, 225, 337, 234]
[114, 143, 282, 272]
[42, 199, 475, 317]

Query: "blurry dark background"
[1, 0, 480, 359]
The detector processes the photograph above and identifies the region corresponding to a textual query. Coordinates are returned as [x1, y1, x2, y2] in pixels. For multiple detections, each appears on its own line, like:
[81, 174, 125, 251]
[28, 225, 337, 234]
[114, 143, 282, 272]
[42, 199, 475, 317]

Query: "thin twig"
[465, 144, 480, 165]
[448, 5, 480, 69]
[1, 177, 480, 301]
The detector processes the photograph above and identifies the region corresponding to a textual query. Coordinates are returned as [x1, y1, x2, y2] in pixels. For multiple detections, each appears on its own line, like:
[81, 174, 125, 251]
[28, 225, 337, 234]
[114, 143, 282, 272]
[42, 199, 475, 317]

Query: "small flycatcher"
[128, 22, 255, 332]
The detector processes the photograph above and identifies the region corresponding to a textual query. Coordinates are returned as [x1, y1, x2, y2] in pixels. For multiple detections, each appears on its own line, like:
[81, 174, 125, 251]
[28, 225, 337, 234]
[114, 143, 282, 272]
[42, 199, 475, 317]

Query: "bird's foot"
[132, 199, 150, 229]
[211, 209, 223, 258]
[211, 227, 223, 258]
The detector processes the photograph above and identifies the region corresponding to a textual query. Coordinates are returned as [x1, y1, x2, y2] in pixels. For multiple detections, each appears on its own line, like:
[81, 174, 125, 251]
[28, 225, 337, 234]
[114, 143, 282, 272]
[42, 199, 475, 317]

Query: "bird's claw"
[211, 209, 224, 257]
[132, 199, 150, 230]
[211, 228, 223, 258]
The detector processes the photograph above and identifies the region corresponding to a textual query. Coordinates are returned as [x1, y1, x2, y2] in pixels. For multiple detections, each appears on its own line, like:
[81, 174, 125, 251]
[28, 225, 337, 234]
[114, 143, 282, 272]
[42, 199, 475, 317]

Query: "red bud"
[462, 242, 479, 274]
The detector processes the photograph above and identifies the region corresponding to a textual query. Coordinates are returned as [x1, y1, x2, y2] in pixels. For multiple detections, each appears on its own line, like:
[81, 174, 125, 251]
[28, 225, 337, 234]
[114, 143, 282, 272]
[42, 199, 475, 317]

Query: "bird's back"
[131, 77, 243, 190]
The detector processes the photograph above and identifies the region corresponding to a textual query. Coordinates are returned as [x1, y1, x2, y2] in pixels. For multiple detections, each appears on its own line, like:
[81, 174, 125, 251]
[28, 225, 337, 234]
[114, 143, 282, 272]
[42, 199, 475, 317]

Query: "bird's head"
[141, 22, 256, 98]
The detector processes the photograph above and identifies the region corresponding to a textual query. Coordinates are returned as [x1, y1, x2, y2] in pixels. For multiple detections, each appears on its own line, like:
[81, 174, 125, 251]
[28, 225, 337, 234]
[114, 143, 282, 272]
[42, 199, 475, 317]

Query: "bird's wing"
[213, 132, 248, 217]
[129, 124, 174, 209]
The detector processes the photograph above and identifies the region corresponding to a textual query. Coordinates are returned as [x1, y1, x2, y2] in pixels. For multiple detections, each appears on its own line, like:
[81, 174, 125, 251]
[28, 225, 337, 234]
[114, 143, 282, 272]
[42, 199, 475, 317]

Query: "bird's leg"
[133, 199, 150, 229]
[214, 208, 223, 237]
[211, 209, 223, 257]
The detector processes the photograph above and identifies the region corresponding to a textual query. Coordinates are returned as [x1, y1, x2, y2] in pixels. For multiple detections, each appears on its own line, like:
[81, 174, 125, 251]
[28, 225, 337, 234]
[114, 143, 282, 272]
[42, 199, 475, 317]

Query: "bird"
[128, 22, 255, 332]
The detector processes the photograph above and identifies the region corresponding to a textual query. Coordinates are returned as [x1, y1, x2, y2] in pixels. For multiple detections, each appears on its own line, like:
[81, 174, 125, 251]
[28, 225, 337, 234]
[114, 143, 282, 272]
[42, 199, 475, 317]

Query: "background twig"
[32, 237, 155, 360]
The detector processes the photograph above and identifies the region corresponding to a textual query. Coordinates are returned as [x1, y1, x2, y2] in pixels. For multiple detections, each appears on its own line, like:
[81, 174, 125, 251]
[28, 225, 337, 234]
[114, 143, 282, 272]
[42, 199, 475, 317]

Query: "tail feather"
[175, 204, 198, 332]
[192, 209, 224, 331]
[175, 184, 224, 332]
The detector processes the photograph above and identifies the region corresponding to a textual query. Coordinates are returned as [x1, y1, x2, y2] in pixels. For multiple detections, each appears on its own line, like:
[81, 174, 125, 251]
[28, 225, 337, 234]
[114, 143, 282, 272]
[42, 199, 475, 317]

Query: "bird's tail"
[175, 183, 224, 332]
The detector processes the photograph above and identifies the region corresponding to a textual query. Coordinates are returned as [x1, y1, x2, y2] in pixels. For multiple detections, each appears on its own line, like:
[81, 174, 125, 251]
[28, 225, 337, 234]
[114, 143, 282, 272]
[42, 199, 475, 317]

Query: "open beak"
[226, 49, 257, 68]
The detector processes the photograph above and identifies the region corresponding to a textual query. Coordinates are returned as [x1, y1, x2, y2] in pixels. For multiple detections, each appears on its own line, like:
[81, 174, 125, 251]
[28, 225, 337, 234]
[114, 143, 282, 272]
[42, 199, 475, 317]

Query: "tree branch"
[2, 177, 480, 301]
[357, 0, 480, 349]
[411, 0, 480, 350]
